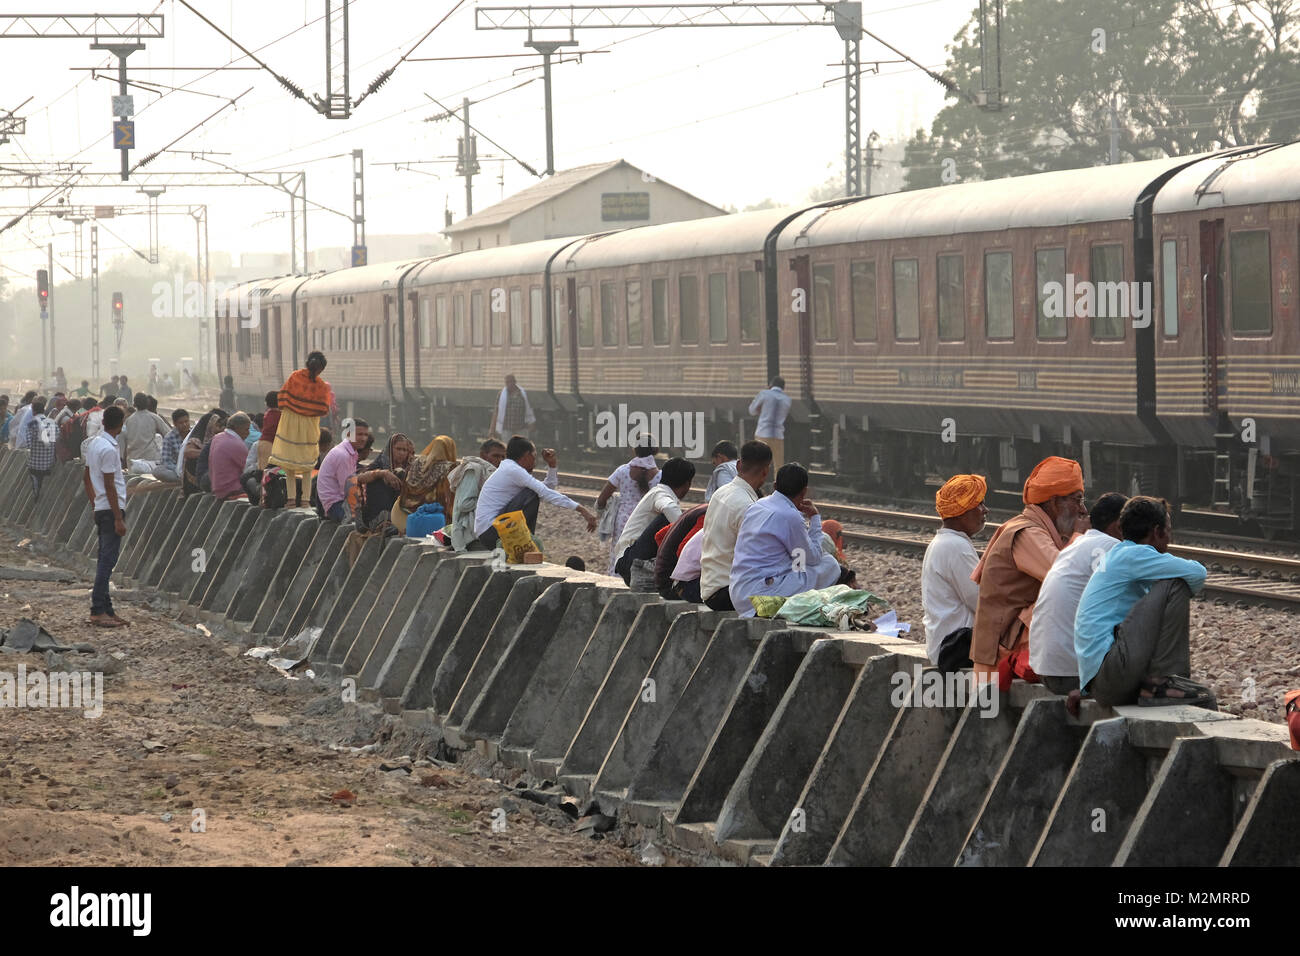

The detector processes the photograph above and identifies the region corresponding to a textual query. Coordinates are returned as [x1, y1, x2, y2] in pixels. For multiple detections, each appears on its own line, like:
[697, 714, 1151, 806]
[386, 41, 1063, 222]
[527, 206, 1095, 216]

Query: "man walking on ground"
[83, 404, 129, 628]
[489, 374, 536, 440]
[24, 396, 55, 500]
[1074, 496, 1214, 708]
[749, 376, 792, 478]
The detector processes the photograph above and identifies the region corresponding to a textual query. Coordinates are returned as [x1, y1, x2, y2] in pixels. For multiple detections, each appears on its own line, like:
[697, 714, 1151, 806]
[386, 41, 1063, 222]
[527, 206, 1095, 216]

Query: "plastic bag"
[493, 509, 540, 562]
[753, 584, 890, 626]
[406, 502, 446, 539]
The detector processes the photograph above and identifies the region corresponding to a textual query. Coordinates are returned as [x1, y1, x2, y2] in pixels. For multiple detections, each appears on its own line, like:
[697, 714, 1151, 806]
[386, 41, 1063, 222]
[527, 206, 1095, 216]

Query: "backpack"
[262, 467, 288, 510]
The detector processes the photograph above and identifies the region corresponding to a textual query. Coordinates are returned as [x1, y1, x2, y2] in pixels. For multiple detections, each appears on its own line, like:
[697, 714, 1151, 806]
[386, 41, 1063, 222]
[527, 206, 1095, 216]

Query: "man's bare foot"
[1065, 689, 1082, 718]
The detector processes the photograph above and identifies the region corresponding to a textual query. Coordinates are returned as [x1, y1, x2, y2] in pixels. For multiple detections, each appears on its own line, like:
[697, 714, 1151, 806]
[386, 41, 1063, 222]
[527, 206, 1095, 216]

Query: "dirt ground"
[0, 525, 643, 868]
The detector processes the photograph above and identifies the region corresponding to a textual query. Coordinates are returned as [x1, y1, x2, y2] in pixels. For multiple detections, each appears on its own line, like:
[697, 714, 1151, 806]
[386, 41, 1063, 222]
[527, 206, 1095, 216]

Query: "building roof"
[442, 159, 725, 234]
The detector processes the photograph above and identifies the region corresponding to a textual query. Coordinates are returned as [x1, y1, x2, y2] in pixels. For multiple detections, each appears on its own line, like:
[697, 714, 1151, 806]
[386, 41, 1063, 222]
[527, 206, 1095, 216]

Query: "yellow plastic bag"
[492, 510, 540, 563]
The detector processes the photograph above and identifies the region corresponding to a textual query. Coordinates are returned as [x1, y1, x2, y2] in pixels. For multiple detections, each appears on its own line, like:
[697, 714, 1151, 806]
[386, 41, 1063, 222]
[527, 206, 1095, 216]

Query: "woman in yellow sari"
[390, 434, 458, 533]
[268, 350, 331, 508]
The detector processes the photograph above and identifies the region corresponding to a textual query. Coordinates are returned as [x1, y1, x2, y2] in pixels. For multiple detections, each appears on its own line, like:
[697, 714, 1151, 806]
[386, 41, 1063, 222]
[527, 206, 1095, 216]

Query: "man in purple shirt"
[209, 413, 253, 500]
[729, 462, 854, 618]
[318, 418, 370, 521]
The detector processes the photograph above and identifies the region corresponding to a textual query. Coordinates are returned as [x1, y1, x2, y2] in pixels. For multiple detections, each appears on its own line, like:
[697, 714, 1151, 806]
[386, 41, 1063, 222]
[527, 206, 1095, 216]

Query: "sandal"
[1138, 674, 1217, 709]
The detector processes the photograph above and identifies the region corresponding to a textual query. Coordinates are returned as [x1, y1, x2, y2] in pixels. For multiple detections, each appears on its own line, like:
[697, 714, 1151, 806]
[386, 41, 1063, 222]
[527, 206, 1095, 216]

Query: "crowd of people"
[7, 357, 1224, 718]
[920, 456, 1217, 711]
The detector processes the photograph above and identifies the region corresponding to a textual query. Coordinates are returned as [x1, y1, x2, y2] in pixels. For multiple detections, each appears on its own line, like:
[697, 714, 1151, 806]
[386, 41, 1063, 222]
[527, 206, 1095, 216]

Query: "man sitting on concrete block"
[473, 435, 597, 549]
[699, 439, 772, 612]
[1074, 496, 1215, 708]
[729, 462, 854, 619]
[1030, 491, 1127, 695]
[922, 473, 987, 671]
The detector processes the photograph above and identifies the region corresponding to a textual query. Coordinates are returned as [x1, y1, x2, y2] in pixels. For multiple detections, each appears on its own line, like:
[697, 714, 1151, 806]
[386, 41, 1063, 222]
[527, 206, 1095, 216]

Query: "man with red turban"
[923, 474, 988, 670]
[970, 456, 1087, 685]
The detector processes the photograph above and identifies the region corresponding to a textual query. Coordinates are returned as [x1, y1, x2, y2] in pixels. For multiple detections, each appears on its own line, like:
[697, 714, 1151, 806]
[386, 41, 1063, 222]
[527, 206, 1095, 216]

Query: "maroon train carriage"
[214, 142, 1298, 527]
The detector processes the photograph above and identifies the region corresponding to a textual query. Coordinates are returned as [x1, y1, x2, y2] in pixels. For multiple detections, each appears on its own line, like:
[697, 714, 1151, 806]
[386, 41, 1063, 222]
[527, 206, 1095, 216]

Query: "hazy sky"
[0, 0, 975, 284]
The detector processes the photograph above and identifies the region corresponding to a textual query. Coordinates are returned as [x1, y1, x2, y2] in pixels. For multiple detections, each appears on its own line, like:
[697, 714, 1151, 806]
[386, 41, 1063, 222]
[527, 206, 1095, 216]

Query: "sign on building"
[601, 192, 650, 222]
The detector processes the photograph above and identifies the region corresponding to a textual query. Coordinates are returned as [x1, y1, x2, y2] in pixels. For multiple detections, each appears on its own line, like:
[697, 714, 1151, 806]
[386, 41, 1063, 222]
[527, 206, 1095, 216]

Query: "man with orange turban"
[923, 474, 988, 670]
[970, 456, 1087, 685]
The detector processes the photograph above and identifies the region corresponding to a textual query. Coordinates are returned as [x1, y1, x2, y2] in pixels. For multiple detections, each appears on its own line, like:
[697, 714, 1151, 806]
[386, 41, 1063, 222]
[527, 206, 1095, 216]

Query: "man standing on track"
[749, 377, 792, 482]
[490, 374, 536, 440]
[83, 404, 129, 628]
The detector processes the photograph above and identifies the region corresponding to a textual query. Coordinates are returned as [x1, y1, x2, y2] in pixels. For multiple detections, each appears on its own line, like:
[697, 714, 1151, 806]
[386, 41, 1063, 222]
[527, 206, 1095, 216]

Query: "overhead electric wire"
[174, 0, 309, 102]
[354, 0, 469, 108]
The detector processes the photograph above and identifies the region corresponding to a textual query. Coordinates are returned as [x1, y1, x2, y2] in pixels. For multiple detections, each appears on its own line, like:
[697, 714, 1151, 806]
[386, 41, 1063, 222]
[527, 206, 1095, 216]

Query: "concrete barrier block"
[262, 522, 339, 639]
[672, 628, 806, 830]
[958, 697, 1090, 867]
[399, 563, 493, 711]
[227, 512, 314, 622]
[157, 496, 221, 593]
[198, 507, 272, 612]
[341, 540, 429, 675]
[311, 529, 383, 658]
[280, 523, 353, 640]
[459, 578, 595, 742]
[373, 553, 482, 701]
[1222, 758, 1300, 866]
[303, 526, 363, 630]
[827, 697, 960, 866]
[204, 508, 274, 616]
[182, 500, 246, 605]
[354, 547, 444, 686]
[1116, 736, 1240, 867]
[248, 513, 322, 634]
[1029, 717, 1150, 866]
[558, 603, 712, 796]
[768, 653, 908, 867]
[893, 696, 1019, 866]
[139, 494, 204, 587]
[117, 491, 165, 576]
[591, 612, 726, 810]
[123, 493, 180, 580]
[713, 636, 857, 845]
[323, 535, 410, 664]
[54, 475, 95, 545]
[430, 567, 536, 716]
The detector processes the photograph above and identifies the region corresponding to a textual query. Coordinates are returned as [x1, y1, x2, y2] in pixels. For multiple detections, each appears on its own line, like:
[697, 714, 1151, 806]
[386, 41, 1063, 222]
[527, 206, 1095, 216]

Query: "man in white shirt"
[612, 458, 696, 584]
[748, 377, 793, 478]
[699, 439, 773, 611]
[922, 474, 988, 669]
[489, 374, 536, 440]
[474, 436, 597, 547]
[1030, 492, 1127, 694]
[82, 404, 129, 627]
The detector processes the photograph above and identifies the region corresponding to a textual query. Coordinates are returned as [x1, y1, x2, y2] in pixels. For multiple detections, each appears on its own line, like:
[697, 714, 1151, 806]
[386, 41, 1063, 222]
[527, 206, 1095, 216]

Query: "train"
[215, 141, 1300, 532]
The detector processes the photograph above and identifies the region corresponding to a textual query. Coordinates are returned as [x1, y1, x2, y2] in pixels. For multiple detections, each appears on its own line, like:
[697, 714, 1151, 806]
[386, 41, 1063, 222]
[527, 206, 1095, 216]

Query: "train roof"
[779, 152, 1222, 248]
[1152, 142, 1299, 213]
[298, 259, 425, 297]
[557, 208, 795, 269]
[407, 236, 586, 286]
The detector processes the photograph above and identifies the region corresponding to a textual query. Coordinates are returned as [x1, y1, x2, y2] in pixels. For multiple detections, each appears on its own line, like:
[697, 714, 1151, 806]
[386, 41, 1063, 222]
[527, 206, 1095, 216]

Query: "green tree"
[902, 0, 1300, 188]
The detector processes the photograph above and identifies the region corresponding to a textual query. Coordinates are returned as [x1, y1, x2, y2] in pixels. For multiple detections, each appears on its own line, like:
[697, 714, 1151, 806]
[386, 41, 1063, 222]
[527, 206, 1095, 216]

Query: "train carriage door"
[1199, 218, 1226, 413]
[272, 305, 284, 383]
[790, 254, 813, 402]
[567, 276, 579, 394]
[300, 302, 309, 370]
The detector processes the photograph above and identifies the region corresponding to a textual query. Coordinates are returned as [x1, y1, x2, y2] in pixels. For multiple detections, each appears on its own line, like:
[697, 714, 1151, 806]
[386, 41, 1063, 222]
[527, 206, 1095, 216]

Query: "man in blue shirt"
[729, 462, 853, 618]
[748, 377, 793, 483]
[1074, 496, 1214, 708]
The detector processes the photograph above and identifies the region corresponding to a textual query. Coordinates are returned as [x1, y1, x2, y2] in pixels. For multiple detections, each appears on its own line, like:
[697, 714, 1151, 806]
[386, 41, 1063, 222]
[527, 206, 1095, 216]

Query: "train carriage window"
[553, 286, 565, 348]
[436, 296, 448, 348]
[937, 254, 965, 341]
[471, 290, 485, 346]
[453, 294, 465, 347]
[652, 278, 669, 344]
[709, 272, 728, 343]
[600, 280, 618, 346]
[740, 270, 761, 342]
[984, 251, 1013, 340]
[530, 287, 544, 345]
[1089, 244, 1125, 340]
[419, 297, 431, 349]
[850, 260, 876, 341]
[1036, 248, 1067, 340]
[1161, 239, 1178, 337]
[1230, 230, 1271, 334]
[893, 258, 920, 341]
[509, 289, 523, 346]
[578, 285, 594, 347]
[490, 290, 504, 346]
[813, 264, 836, 342]
[626, 280, 643, 346]
[679, 274, 699, 344]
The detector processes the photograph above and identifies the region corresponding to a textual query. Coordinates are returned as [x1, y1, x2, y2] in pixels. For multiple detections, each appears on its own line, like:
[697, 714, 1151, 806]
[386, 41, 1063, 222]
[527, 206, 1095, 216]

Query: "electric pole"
[457, 98, 480, 215]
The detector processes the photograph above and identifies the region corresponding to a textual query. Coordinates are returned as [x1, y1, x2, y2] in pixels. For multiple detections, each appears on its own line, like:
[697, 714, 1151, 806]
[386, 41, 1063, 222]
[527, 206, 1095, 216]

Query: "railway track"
[557, 471, 1300, 609]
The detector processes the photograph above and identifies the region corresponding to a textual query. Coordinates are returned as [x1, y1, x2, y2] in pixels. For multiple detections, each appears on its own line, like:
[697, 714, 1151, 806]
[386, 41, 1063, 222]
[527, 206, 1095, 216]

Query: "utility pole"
[456, 98, 480, 215]
[525, 35, 577, 175]
[47, 242, 54, 376]
[90, 224, 100, 379]
[351, 148, 366, 266]
[863, 129, 880, 196]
